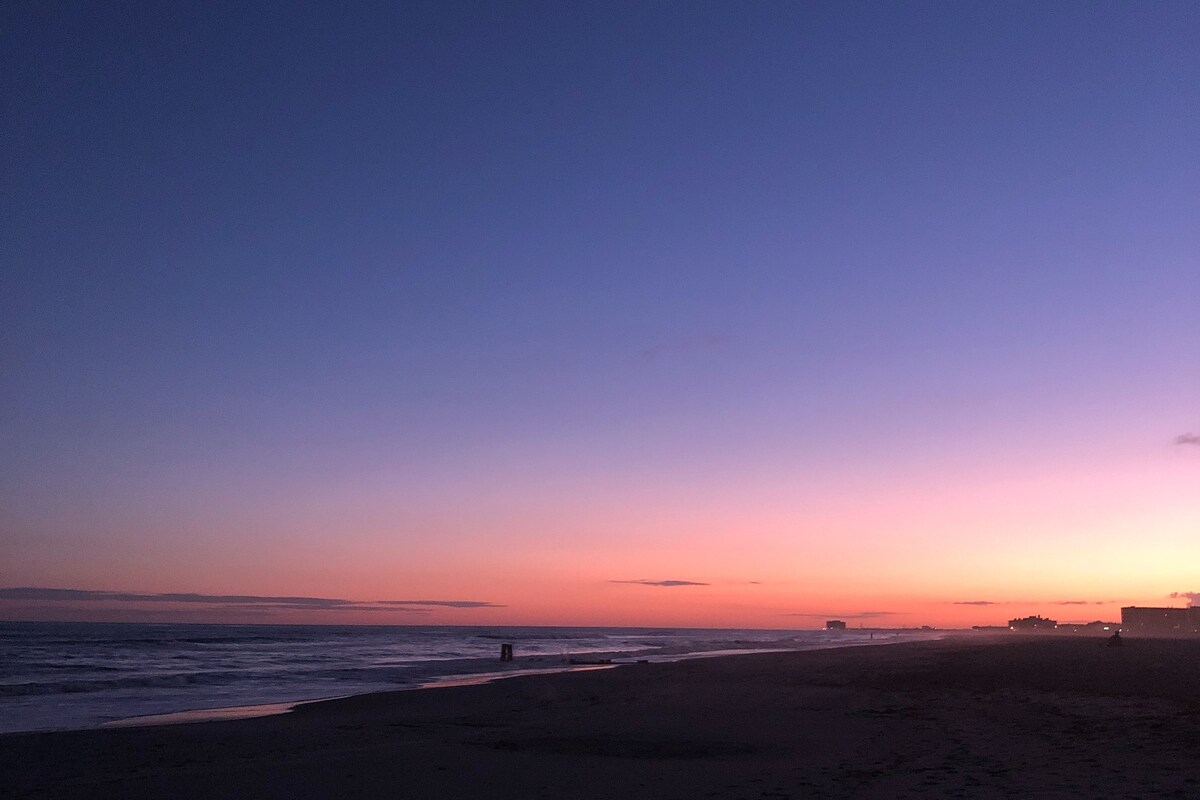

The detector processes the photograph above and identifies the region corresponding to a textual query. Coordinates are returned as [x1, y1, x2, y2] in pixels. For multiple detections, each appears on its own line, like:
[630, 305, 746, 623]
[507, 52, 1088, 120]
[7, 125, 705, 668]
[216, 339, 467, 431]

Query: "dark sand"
[4, 636, 1199, 799]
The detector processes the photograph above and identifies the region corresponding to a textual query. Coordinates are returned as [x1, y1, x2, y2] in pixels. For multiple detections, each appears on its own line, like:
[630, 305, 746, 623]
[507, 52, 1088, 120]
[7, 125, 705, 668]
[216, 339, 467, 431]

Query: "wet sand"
[3, 635, 1198, 799]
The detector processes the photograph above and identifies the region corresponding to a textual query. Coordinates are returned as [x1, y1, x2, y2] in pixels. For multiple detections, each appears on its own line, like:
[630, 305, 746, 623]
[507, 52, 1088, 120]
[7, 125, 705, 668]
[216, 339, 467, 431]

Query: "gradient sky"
[3, 1, 1197, 628]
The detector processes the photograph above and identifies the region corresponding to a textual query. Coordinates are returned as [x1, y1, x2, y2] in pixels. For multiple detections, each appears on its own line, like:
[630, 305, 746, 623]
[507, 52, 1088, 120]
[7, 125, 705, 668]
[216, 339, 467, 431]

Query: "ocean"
[0, 622, 915, 733]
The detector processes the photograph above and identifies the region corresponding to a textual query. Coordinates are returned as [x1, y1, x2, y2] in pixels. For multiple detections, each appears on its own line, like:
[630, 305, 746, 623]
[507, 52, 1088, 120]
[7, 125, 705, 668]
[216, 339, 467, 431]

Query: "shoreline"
[6, 634, 1197, 799]
[97, 665, 622, 731]
[92, 638, 927, 732]
[2, 622, 928, 735]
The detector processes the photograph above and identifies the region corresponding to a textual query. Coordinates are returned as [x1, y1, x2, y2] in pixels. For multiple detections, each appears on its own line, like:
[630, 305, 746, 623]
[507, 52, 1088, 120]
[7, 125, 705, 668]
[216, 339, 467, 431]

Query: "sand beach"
[3, 635, 1198, 799]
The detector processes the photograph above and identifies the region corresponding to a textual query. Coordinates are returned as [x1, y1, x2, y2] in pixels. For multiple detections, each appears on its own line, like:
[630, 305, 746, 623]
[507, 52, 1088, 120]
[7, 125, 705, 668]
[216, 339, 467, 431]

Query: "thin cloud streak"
[641, 334, 729, 362]
[954, 599, 1112, 607]
[1174, 433, 1200, 446]
[609, 579, 710, 587]
[782, 618, 897, 623]
[0, 587, 504, 610]
[375, 600, 505, 608]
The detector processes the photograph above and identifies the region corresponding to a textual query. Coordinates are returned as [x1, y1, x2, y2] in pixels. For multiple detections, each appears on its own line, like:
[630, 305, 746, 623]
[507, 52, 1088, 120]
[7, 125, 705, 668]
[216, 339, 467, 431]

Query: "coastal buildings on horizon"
[992, 605, 1200, 637]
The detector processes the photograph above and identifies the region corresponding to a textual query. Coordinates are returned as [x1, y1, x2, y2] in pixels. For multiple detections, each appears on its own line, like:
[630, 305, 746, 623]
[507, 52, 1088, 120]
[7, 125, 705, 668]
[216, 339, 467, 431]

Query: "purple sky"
[2, 2, 1197, 626]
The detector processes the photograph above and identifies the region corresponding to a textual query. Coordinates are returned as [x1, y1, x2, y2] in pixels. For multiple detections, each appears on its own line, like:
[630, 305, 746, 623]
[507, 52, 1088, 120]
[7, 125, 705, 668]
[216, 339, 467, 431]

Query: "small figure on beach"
[1107, 630, 1123, 648]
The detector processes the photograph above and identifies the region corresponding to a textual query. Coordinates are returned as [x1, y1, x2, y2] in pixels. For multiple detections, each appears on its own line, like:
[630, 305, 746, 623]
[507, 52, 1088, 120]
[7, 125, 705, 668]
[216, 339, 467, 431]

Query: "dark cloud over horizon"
[0, 587, 504, 610]
[1174, 433, 1200, 446]
[609, 579, 710, 587]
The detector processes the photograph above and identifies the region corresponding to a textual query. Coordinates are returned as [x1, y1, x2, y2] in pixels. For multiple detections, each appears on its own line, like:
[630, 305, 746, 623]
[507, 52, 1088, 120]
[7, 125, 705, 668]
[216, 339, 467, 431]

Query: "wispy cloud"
[954, 599, 1111, 607]
[0, 587, 504, 610]
[376, 599, 505, 608]
[782, 618, 897, 623]
[641, 334, 729, 362]
[609, 579, 710, 587]
[1169, 591, 1200, 607]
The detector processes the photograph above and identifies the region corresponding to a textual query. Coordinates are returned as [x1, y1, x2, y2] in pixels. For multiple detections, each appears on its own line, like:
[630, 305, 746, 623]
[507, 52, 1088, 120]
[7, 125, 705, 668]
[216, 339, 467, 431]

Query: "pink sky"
[3, 3, 1198, 631]
[5, 437, 1196, 628]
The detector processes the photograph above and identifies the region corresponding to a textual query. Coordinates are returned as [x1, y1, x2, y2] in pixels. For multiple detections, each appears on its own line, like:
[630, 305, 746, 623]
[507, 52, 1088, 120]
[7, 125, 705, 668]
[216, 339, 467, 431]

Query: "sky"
[2, 1, 1197, 628]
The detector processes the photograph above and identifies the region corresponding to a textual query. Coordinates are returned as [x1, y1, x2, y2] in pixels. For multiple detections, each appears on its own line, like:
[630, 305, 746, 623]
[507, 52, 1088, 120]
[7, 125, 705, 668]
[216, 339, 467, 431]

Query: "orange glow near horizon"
[4, 425, 1197, 629]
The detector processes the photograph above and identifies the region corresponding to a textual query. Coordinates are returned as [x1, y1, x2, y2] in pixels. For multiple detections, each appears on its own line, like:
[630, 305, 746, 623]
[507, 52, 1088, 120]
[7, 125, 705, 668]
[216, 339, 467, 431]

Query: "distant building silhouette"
[1008, 615, 1057, 631]
[1121, 606, 1200, 636]
[825, 620, 846, 631]
[1055, 620, 1120, 634]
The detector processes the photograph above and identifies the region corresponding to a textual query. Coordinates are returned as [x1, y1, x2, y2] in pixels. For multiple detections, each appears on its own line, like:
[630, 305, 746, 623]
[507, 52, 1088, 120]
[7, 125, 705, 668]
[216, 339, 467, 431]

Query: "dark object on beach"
[568, 658, 613, 665]
[1107, 631, 1123, 648]
[500, 644, 513, 661]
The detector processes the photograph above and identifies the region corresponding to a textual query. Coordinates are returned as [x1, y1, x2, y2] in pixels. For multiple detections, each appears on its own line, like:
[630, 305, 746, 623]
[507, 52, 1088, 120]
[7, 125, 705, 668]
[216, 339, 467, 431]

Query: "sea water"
[0, 622, 912, 733]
